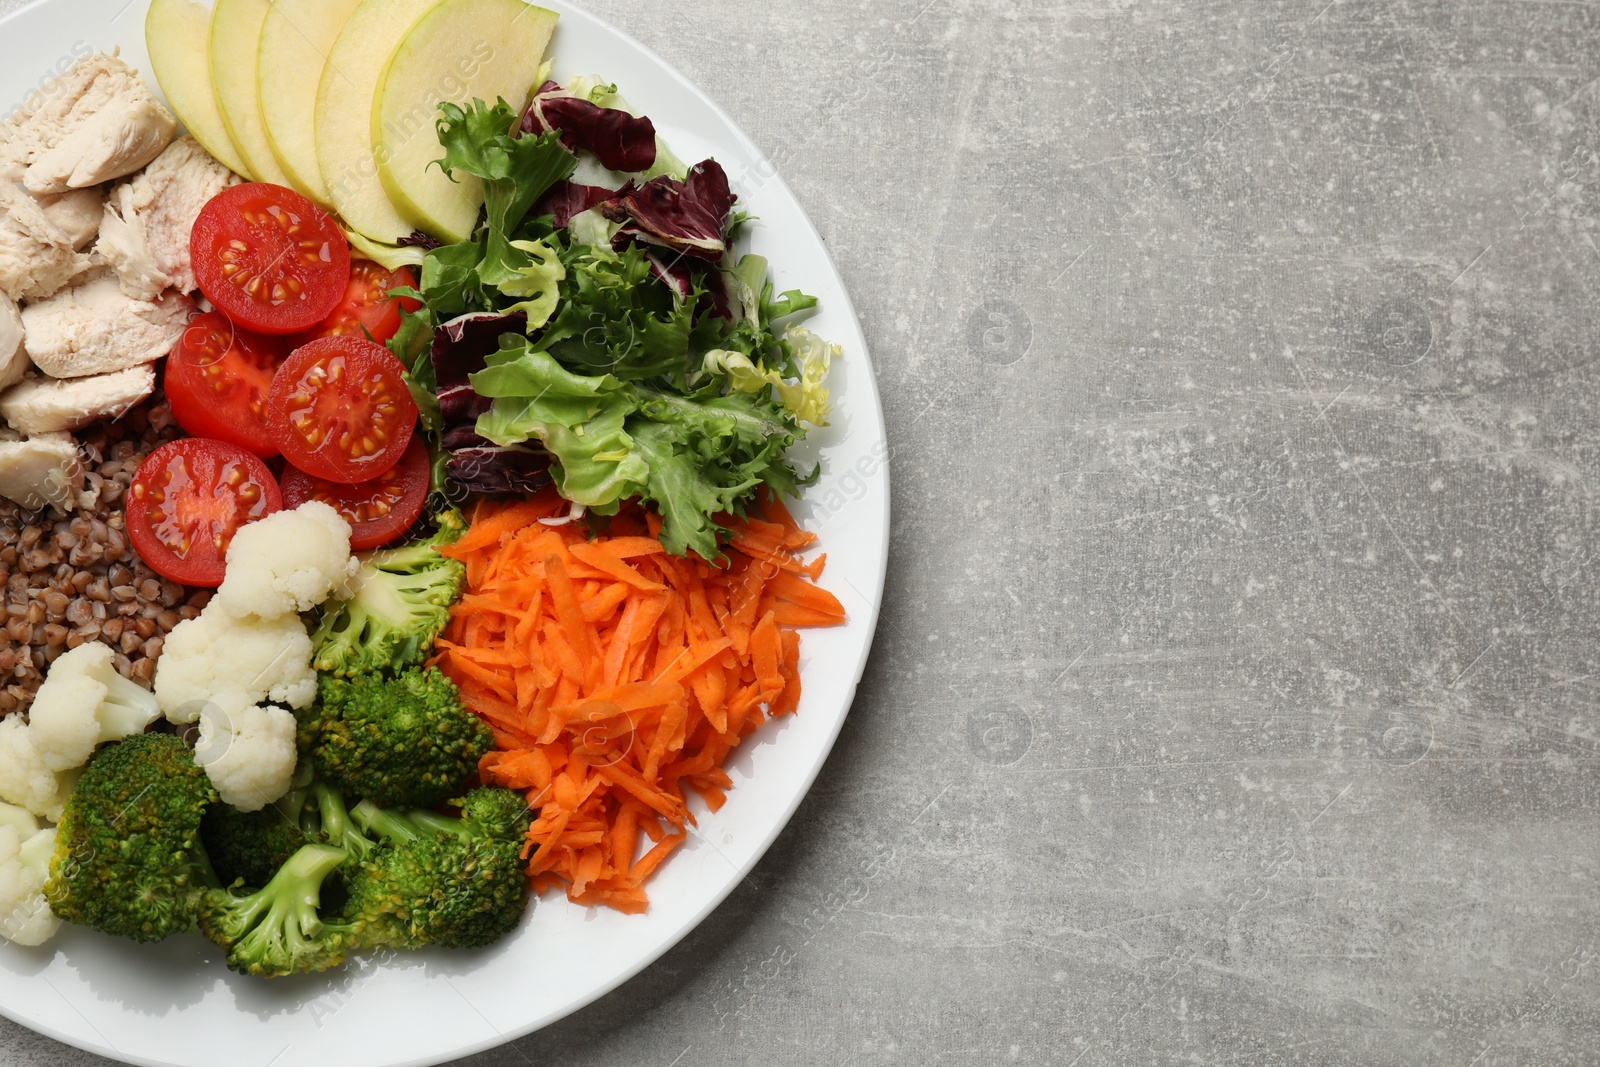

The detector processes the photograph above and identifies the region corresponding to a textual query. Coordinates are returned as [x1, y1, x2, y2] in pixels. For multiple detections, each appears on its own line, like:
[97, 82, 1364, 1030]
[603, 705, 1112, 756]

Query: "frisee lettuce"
[432, 99, 577, 316]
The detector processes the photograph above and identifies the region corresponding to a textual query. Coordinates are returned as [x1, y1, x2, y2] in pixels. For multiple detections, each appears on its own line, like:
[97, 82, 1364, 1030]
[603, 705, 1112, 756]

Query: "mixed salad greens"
[389, 83, 837, 559]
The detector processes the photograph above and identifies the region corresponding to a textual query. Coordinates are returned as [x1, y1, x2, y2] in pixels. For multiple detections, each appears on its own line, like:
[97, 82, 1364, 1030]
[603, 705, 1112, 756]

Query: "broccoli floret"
[198, 843, 355, 977]
[343, 787, 531, 951]
[44, 734, 218, 943]
[201, 784, 314, 889]
[299, 668, 492, 810]
[309, 511, 467, 678]
[443, 787, 536, 842]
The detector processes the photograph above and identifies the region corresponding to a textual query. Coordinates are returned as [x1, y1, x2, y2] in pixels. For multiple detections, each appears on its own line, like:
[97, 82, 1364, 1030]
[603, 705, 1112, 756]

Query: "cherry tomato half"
[291, 261, 422, 348]
[128, 439, 284, 587]
[163, 312, 288, 458]
[266, 335, 418, 485]
[281, 436, 430, 550]
[191, 183, 351, 335]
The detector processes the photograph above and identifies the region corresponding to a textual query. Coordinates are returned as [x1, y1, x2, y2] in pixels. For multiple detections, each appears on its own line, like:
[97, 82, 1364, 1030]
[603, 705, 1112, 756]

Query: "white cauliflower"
[0, 801, 36, 838]
[154, 609, 316, 722]
[26, 641, 161, 771]
[0, 715, 80, 820]
[192, 690, 298, 812]
[0, 819, 59, 947]
[213, 501, 354, 620]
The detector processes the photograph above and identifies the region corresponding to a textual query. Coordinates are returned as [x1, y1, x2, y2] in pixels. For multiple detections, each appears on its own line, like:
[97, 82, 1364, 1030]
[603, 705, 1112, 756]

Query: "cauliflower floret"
[214, 501, 354, 621]
[0, 820, 60, 946]
[192, 690, 298, 812]
[154, 503, 350, 728]
[0, 716, 80, 820]
[154, 610, 316, 722]
[27, 641, 161, 771]
[0, 802, 36, 838]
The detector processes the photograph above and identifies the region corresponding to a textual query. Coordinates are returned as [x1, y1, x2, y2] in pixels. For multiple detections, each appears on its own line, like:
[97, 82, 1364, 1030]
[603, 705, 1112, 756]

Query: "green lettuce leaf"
[539, 244, 696, 381]
[537, 400, 650, 508]
[630, 388, 801, 556]
[702, 323, 836, 427]
[471, 343, 647, 508]
[471, 338, 630, 431]
[420, 240, 486, 317]
[388, 303, 442, 435]
[434, 98, 578, 316]
[342, 229, 427, 270]
[435, 99, 576, 238]
[468, 338, 806, 559]
[492, 238, 565, 328]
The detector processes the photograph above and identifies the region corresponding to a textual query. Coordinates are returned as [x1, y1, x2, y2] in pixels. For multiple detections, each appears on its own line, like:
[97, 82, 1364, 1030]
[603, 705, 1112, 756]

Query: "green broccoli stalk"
[309, 510, 467, 678]
[198, 844, 356, 977]
[44, 734, 219, 942]
[304, 781, 378, 860]
[343, 787, 532, 950]
[351, 787, 530, 845]
[299, 667, 492, 810]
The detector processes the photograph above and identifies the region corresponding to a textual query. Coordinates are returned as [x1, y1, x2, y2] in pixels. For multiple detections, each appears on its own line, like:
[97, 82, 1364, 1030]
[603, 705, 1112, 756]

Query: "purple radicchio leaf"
[535, 179, 631, 229]
[431, 311, 526, 423]
[521, 92, 658, 174]
[441, 426, 553, 495]
[432, 317, 555, 495]
[642, 247, 696, 303]
[397, 231, 441, 250]
[600, 160, 736, 263]
[696, 261, 739, 322]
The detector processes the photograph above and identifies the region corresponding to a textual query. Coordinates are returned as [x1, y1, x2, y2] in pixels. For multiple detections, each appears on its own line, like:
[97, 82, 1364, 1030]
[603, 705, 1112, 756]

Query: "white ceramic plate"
[0, 2, 888, 1064]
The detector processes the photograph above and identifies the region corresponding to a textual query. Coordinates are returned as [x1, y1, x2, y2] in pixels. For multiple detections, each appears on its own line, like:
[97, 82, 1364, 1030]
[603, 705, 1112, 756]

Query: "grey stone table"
[5, 0, 1599, 1064]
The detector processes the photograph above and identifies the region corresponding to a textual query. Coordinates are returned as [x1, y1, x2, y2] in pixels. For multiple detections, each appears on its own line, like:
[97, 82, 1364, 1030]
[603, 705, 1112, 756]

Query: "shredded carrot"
[438, 488, 845, 914]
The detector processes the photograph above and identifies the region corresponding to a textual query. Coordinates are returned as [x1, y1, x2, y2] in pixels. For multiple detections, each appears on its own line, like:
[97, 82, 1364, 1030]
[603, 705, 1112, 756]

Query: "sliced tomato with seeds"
[267, 335, 418, 485]
[291, 261, 422, 348]
[163, 312, 287, 458]
[128, 439, 283, 587]
[191, 183, 351, 335]
[281, 436, 430, 550]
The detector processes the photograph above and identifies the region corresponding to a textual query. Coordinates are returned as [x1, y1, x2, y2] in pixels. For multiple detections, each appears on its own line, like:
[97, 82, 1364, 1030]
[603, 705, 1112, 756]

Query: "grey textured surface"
[5, 0, 1600, 1064]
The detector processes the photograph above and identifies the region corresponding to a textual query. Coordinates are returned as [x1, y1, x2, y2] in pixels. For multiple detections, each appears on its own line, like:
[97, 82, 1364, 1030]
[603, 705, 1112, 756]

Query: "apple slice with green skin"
[146, 0, 250, 178]
[315, 0, 442, 243]
[209, 0, 293, 187]
[258, 0, 365, 206]
[374, 0, 560, 243]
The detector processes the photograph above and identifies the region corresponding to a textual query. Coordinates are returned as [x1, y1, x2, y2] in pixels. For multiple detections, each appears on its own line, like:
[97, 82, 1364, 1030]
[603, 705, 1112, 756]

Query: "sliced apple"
[315, 0, 442, 243]
[145, 0, 250, 178]
[258, 0, 365, 205]
[374, 0, 559, 243]
[208, 0, 293, 187]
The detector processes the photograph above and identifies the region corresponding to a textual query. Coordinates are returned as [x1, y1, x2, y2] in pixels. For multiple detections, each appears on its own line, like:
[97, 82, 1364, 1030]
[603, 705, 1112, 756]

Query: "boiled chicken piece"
[20, 270, 192, 379]
[34, 186, 106, 250]
[97, 137, 239, 299]
[0, 366, 155, 436]
[0, 433, 83, 513]
[0, 182, 87, 303]
[0, 53, 176, 195]
[0, 295, 25, 392]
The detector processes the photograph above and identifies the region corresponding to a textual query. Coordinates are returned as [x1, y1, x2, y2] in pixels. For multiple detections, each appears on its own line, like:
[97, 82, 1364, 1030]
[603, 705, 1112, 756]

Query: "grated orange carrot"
[438, 487, 845, 914]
